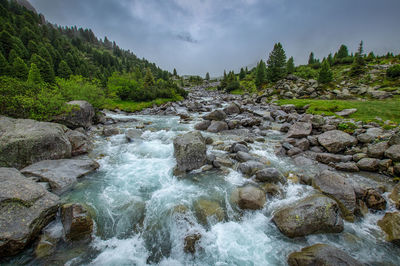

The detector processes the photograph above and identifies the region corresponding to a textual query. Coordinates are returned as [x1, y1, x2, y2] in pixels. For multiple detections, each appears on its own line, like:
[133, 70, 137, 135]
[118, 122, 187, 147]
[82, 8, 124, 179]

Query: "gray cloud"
[31, 0, 400, 76]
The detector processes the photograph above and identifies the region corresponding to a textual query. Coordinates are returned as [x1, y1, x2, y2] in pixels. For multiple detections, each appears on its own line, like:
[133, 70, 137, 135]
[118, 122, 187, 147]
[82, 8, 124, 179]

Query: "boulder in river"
[223, 102, 241, 115]
[203, 110, 227, 121]
[66, 130, 93, 156]
[194, 120, 211, 131]
[238, 160, 265, 176]
[287, 122, 312, 138]
[255, 168, 282, 183]
[231, 185, 266, 210]
[288, 243, 363, 266]
[317, 130, 357, 153]
[0, 168, 59, 257]
[0, 116, 72, 169]
[54, 100, 95, 129]
[194, 199, 225, 225]
[61, 203, 94, 241]
[173, 131, 207, 173]
[207, 121, 229, 133]
[378, 212, 400, 246]
[273, 194, 344, 238]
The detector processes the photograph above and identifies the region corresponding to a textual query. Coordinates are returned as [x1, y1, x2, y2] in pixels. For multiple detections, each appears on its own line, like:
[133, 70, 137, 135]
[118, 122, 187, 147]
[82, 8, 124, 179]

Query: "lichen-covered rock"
[173, 131, 207, 172]
[378, 212, 400, 246]
[61, 203, 94, 241]
[389, 184, 400, 209]
[363, 188, 386, 211]
[0, 116, 72, 169]
[287, 122, 312, 139]
[231, 185, 266, 210]
[317, 130, 357, 153]
[367, 141, 389, 159]
[273, 194, 344, 238]
[0, 168, 59, 257]
[54, 100, 95, 129]
[184, 233, 201, 254]
[335, 162, 360, 172]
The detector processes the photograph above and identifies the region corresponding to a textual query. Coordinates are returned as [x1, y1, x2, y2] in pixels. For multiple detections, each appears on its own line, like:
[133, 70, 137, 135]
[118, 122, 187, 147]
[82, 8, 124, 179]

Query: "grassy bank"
[276, 98, 400, 124]
[103, 97, 182, 113]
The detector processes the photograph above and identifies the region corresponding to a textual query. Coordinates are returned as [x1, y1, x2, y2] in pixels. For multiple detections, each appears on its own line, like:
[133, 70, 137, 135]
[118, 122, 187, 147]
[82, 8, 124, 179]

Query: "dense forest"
[0, 0, 187, 120]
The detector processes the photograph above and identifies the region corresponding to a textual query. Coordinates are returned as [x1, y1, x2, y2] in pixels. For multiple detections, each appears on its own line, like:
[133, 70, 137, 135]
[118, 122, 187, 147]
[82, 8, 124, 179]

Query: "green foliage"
[350, 41, 366, 76]
[12, 56, 28, 80]
[267, 42, 287, 82]
[337, 122, 357, 134]
[286, 57, 295, 74]
[308, 52, 316, 65]
[255, 60, 267, 88]
[205, 72, 210, 80]
[387, 65, 400, 79]
[294, 65, 318, 80]
[27, 63, 43, 84]
[57, 60, 72, 79]
[318, 60, 333, 84]
[30, 53, 55, 83]
[173, 68, 177, 76]
[337, 45, 349, 59]
[144, 68, 155, 88]
[0, 51, 11, 75]
[239, 68, 246, 80]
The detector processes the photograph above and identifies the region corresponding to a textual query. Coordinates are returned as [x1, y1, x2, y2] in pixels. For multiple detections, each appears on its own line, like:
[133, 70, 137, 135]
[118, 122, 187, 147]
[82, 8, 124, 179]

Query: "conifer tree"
[30, 53, 55, 83]
[350, 41, 366, 76]
[0, 30, 13, 57]
[327, 53, 333, 65]
[286, 57, 295, 74]
[173, 68, 177, 76]
[12, 57, 28, 80]
[0, 52, 11, 75]
[239, 67, 246, 80]
[8, 49, 18, 63]
[337, 45, 349, 59]
[266, 43, 287, 82]
[144, 68, 155, 88]
[205, 72, 210, 80]
[58, 60, 72, 79]
[255, 60, 267, 88]
[318, 60, 333, 84]
[308, 52, 315, 65]
[27, 63, 43, 84]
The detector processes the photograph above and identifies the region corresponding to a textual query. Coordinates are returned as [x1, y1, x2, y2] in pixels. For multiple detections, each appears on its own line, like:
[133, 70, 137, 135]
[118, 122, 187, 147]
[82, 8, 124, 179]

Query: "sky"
[30, 0, 400, 77]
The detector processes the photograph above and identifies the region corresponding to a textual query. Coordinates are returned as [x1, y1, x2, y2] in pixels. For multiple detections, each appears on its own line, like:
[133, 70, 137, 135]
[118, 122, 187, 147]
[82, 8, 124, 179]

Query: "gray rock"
[255, 168, 282, 183]
[173, 131, 207, 172]
[318, 130, 357, 153]
[335, 162, 360, 172]
[316, 153, 353, 164]
[231, 185, 266, 210]
[293, 156, 314, 166]
[388, 133, 400, 146]
[287, 122, 312, 138]
[194, 120, 211, 131]
[353, 153, 367, 162]
[295, 138, 310, 151]
[125, 129, 143, 142]
[357, 158, 380, 172]
[280, 123, 291, 133]
[385, 145, 400, 162]
[238, 160, 265, 176]
[236, 151, 255, 162]
[207, 121, 229, 133]
[231, 143, 249, 153]
[55, 101, 95, 129]
[61, 203, 93, 241]
[21, 158, 100, 195]
[223, 103, 241, 114]
[0, 116, 72, 169]
[273, 194, 343, 238]
[213, 157, 234, 168]
[335, 108, 357, 117]
[103, 126, 120, 136]
[367, 141, 389, 159]
[203, 110, 227, 121]
[357, 133, 375, 143]
[287, 147, 302, 157]
[66, 130, 92, 156]
[0, 168, 59, 257]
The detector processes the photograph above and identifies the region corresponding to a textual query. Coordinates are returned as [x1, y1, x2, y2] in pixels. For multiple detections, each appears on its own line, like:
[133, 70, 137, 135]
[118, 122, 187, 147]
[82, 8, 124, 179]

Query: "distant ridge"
[15, 0, 37, 13]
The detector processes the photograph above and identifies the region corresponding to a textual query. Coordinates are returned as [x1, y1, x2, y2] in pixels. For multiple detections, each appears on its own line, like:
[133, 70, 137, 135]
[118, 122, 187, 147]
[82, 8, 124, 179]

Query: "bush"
[224, 81, 241, 93]
[387, 64, 400, 79]
[294, 65, 318, 80]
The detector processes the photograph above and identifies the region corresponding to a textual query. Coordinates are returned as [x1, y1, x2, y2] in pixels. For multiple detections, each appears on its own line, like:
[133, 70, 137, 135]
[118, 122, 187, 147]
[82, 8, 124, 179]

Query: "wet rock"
[316, 153, 353, 164]
[184, 233, 201, 254]
[213, 156, 234, 168]
[102, 126, 120, 136]
[272, 194, 344, 238]
[255, 168, 282, 183]
[54, 101, 95, 129]
[287, 147, 302, 157]
[356, 158, 380, 172]
[378, 212, 400, 246]
[0, 116, 72, 169]
[287, 122, 312, 139]
[174, 132, 207, 173]
[231, 143, 249, 153]
[385, 145, 400, 162]
[66, 130, 93, 156]
[194, 199, 225, 225]
[363, 188, 386, 211]
[203, 110, 227, 121]
[293, 156, 314, 166]
[223, 103, 241, 115]
[194, 120, 211, 131]
[280, 123, 291, 133]
[61, 203, 93, 241]
[318, 130, 357, 153]
[227, 120, 240, 129]
[35, 233, 58, 258]
[238, 160, 265, 176]
[21, 157, 100, 195]
[335, 162, 360, 172]
[236, 151, 255, 162]
[353, 153, 367, 162]
[0, 168, 60, 257]
[367, 141, 389, 159]
[125, 129, 143, 142]
[294, 138, 310, 151]
[207, 121, 229, 133]
[231, 185, 266, 210]
[313, 170, 356, 221]
[389, 184, 400, 209]
[205, 137, 214, 145]
[288, 244, 363, 266]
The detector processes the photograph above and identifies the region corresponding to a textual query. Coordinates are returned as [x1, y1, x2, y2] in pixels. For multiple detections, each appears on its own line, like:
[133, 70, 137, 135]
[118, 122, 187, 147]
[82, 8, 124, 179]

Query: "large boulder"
[317, 130, 357, 153]
[287, 122, 312, 138]
[231, 185, 266, 210]
[385, 145, 400, 162]
[66, 130, 93, 156]
[0, 116, 72, 169]
[173, 131, 207, 173]
[194, 120, 211, 131]
[21, 157, 100, 195]
[378, 212, 400, 246]
[288, 244, 363, 266]
[313, 170, 356, 221]
[223, 103, 241, 115]
[367, 141, 389, 159]
[255, 168, 282, 183]
[61, 203, 94, 241]
[207, 121, 229, 133]
[54, 101, 95, 129]
[0, 168, 59, 257]
[272, 194, 343, 238]
[203, 110, 227, 121]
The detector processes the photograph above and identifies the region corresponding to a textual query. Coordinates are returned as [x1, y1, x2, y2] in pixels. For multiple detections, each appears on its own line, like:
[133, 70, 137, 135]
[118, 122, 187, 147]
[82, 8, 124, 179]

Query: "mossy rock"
[378, 212, 400, 246]
[194, 199, 225, 225]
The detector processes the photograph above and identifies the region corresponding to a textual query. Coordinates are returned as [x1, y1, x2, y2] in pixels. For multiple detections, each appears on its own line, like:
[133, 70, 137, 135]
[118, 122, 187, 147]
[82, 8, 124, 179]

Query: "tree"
[173, 68, 177, 76]
[266, 42, 287, 82]
[318, 60, 333, 84]
[0, 30, 13, 57]
[286, 57, 295, 74]
[219, 70, 228, 90]
[12, 57, 28, 80]
[144, 68, 155, 88]
[0, 52, 11, 75]
[58, 60, 72, 79]
[255, 60, 267, 88]
[30, 54, 55, 83]
[367, 52, 375, 62]
[239, 67, 246, 80]
[337, 44, 349, 59]
[308, 52, 315, 65]
[327, 53, 333, 65]
[350, 41, 366, 76]
[27, 63, 43, 84]
[205, 72, 210, 80]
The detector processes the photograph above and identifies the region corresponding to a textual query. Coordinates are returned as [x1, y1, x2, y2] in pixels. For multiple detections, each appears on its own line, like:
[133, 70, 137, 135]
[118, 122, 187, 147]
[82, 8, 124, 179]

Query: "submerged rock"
[231, 185, 266, 210]
[61, 203, 94, 241]
[184, 233, 201, 254]
[194, 199, 225, 225]
[378, 212, 400, 246]
[317, 130, 357, 153]
[173, 131, 207, 173]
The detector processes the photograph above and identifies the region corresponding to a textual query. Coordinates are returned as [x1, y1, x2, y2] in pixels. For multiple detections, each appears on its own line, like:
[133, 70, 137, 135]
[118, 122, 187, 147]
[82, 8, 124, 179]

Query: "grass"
[103, 97, 182, 113]
[276, 97, 400, 124]
[230, 89, 245, 95]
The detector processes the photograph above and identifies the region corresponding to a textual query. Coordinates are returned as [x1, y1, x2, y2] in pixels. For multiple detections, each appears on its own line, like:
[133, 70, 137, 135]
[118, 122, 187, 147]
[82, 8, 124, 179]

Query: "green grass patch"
[103, 97, 182, 113]
[230, 89, 245, 95]
[276, 98, 400, 124]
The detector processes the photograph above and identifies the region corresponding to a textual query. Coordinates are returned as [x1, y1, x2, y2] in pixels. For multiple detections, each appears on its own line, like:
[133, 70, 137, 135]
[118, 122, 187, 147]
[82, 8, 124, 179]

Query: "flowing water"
[6, 112, 400, 265]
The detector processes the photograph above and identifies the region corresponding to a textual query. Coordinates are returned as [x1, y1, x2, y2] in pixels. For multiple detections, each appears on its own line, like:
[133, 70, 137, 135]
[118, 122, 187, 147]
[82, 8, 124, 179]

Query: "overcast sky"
[30, 0, 400, 76]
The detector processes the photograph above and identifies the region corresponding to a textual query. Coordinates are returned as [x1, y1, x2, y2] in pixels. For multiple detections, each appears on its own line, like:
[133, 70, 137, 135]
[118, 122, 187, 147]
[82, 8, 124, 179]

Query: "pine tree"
[239, 67, 246, 80]
[173, 68, 177, 76]
[144, 68, 155, 88]
[286, 57, 295, 74]
[266, 43, 287, 82]
[350, 41, 366, 76]
[12, 57, 28, 80]
[7, 49, 18, 63]
[367, 52, 375, 61]
[27, 63, 43, 84]
[220, 70, 228, 90]
[30, 54, 55, 83]
[337, 45, 349, 59]
[205, 72, 210, 80]
[318, 60, 333, 84]
[255, 60, 267, 88]
[0, 30, 13, 57]
[327, 53, 333, 65]
[0, 52, 11, 75]
[308, 52, 315, 65]
[58, 60, 72, 79]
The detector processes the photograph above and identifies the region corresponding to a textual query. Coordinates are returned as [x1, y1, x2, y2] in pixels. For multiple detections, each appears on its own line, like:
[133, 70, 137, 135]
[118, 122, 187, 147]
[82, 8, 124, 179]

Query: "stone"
[173, 132, 207, 173]
[231, 143, 249, 153]
[194, 120, 211, 131]
[280, 123, 291, 133]
[335, 162, 359, 172]
[207, 121, 229, 133]
[367, 141, 389, 159]
[54, 100, 95, 129]
[316, 153, 353, 164]
[184, 233, 201, 254]
[0, 116, 72, 169]
[125, 129, 143, 142]
[318, 130, 357, 153]
[194, 199, 225, 225]
[357, 133, 375, 144]
[313, 170, 356, 221]
[223, 103, 241, 114]
[21, 158, 100, 195]
[255, 168, 282, 183]
[103, 126, 120, 136]
[61, 203, 93, 241]
[213, 157, 234, 168]
[0, 168, 59, 257]
[203, 110, 227, 121]
[356, 158, 380, 172]
[353, 153, 367, 162]
[231, 185, 266, 210]
[287, 122, 312, 139]
[288, 244, 363, 266]
[238, 160, 265, 176]
[287, 147, 302, 157]
[363, 188, 386, 211]
[385, 145, 400, 162]
[295, 138, 310, 151]
[236, 151, 255, 162]
[389, 184, 400, 209]
[388, 133, 400, 146]
[335, 108, 358, 117]
[378, 212, 400, 246]
[66, 130, 92, 156]
[272, 194, 343, 238]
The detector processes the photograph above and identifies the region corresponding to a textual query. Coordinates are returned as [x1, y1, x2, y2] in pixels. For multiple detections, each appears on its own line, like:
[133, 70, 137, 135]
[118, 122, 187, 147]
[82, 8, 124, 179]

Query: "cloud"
[175, 32, 198, 44]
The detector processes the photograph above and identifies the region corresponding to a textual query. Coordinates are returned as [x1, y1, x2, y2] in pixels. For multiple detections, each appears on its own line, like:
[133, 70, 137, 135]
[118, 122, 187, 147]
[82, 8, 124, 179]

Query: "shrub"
[224, 81, 241, 93]
[387, 64, 400, 79]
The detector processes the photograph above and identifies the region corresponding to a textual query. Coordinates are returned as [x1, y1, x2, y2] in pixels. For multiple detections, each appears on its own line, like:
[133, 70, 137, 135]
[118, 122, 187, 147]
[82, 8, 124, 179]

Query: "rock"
[316, 153, 353, 164]
[356, 158, 380, 172]
[389, 184, 400, 209]
[378, 212, 400, 246]
[385, 145, 400, 162]
[293, 156, 314, 167]
[203, 110, 227, 121]
[173, 132, 207, 173]
[313, 170, 356, 221]
[194, 199, 224, 225]
[255, 168, 282, 183]
[21, 158, 100, 195]
[231, 143, 249, 153]
[194, 120, 211, 131]
[61, 203, 93, 241]
[213, 157, 233, 168]
[335, 162, 360, 172]
[0, 116, 72, 169]
[388, 133, 400, 146]
[363, 188, 386, 211]
[223, 103, 241, 114]
[335, 108, 358, 117]
[231, 185, 266, 210]
[280, 123, 291, 133]
[353, 153, 367, 162]
[0, 168, 59, 257]
[207, 121, 229, 133]
[367, 141, 389, 159]
[238, 160, 265, 176]
[287, 122, 312, 139]
[35, 233, 58, 258]
[288, 244, 363, 266]
[55, 101, 95, 129]
[184, 233, 201, 254]
[357, 133, 375, 144]
[236, 151, 255, 162]
[294, 138, 310, 151]
[287, 147, 302, 157]
[318, 130, 357, 153]
[125, 129, 142, 142]
[103, 126, 120, 136]
[272, 194, 343, 238]
[66, 130, 92, 156]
